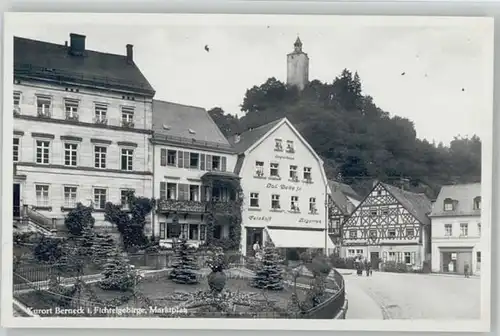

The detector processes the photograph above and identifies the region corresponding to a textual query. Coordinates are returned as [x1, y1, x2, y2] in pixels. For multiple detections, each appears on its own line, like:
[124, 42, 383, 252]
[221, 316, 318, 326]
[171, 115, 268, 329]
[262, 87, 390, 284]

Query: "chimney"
[126, 44, 134, 63]
[233, 134, 241, 144]
[64, 41, 68, 47]
[69, 33, 86, 56]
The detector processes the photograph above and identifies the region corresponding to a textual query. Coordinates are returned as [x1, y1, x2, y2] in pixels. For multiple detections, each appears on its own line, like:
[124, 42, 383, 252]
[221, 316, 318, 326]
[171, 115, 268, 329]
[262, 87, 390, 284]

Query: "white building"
[151, 100, 239, 248]
[429, 183, 482, 275]
[13, 33, 155, 235]
[228, 118, 334, 256]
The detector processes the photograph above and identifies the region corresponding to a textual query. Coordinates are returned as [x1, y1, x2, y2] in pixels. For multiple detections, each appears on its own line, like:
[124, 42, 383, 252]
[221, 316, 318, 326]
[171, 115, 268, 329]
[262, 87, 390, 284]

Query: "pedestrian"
[365, 259, 371, 277]
[464, 263, 470, 278]
[252, 240, 260, 257]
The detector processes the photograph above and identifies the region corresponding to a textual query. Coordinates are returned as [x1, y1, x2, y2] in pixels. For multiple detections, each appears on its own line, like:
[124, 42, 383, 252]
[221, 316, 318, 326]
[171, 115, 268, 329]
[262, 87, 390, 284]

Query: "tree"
[65, 203, 95, 236]
[208, 107, 241, 137]
[104, 191, 154, 249]
[169, 238, 199, 285]
[251, 244, 284, 290]
[99, 247, 138, 291]
[33, 237, 64, 264]
[91, 233, 117, 266]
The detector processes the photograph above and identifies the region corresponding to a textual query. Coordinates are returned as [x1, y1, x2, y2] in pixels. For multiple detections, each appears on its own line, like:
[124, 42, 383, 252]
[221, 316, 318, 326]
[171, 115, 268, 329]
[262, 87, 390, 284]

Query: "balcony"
[209, 201, 240, 215]
[157, 199, 206, 213]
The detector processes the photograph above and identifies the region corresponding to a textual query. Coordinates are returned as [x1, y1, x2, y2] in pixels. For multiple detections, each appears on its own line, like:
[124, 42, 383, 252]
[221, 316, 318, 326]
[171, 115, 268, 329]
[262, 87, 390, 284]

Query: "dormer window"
[473, 196, 481, 210]
[443, 198, 454, 211]
[274, 139, 283, 151]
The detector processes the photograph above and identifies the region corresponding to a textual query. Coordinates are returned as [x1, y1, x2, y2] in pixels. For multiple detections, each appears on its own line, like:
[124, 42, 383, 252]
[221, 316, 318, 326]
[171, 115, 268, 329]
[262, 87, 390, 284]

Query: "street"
[342, 270, 481, 319]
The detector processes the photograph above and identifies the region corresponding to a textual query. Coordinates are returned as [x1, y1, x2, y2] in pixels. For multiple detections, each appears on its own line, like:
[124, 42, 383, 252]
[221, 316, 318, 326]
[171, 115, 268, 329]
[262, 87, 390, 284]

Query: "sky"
[8, 15, 493, 146]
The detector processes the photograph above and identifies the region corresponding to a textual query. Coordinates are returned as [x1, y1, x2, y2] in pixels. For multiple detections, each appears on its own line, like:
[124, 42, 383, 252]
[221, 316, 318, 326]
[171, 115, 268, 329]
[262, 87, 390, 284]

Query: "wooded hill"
[208, 69, 481, 199]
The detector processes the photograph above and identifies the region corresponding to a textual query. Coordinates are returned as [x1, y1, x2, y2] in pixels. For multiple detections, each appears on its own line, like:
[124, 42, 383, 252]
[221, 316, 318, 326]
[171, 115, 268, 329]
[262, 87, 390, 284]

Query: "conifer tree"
[251, 244, 284, 290]
[169, 238, 199, 284]
[92, 232, 116, 266]
[99, 247, 137, 291]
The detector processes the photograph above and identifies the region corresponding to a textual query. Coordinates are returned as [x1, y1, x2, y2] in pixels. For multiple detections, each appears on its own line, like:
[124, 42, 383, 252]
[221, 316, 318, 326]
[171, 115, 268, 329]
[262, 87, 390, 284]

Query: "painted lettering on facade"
[266, 183, 302, 192]
[275, 154, 294, 160]
[249, 215, 272, 222]
[298, 218, 322, 224]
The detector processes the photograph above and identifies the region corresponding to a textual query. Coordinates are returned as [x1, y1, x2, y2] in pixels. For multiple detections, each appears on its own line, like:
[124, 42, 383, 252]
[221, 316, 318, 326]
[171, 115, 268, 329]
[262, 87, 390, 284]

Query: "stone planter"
[208, 271, 227, 293]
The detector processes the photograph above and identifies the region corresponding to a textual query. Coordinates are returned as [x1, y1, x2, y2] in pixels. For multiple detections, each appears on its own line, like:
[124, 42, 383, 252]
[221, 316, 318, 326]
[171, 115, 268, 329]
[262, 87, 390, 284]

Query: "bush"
[65, 203, 95, 236]
[33, 237, 64, 263]
[309, 255, 332, 278]
[329, 256, 357, 269]
[382, 261, 408, 273]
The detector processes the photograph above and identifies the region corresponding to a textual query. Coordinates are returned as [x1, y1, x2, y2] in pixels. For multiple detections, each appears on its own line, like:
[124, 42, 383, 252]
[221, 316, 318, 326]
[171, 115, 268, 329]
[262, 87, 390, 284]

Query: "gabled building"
[328, 180, 362, 208]
[229, 117, 334, 256]
[341, 181, 432, 270]
[327, 180, 358, 252]
[151, 100, 239, 248]
[429, 183, 482, 275]
[13, 33, 156, 235]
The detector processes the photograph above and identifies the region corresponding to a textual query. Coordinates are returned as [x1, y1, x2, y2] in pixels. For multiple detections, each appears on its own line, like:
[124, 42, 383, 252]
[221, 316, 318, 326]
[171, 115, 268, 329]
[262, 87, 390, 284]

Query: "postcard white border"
[1, 12, 494, 332]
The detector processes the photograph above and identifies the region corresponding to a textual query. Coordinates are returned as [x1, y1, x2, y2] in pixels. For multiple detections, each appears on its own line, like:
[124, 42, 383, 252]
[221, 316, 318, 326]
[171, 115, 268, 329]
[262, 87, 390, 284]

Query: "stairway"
[14, 205, 57, 236]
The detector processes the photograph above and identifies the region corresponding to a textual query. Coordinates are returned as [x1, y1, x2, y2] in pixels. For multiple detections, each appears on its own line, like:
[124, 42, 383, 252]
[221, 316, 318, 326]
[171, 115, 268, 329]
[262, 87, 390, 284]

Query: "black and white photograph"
[2, 13, 494, 332]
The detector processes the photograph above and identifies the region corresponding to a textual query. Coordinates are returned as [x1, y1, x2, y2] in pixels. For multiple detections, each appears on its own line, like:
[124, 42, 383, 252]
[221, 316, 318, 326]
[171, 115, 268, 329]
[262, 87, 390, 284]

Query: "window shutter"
[178, 184, 188, 200]
[382, 251, 387, 261]
[411, 252, 416, 265]
[200, 154, 206, 170]
[178, 151, 184, 168]
[206, 155, 213, 171]
[221, 156, 227, 172]
[160, 149, 167, 166]
[159, 182, 166, 199]
[183, 152, 190, 168]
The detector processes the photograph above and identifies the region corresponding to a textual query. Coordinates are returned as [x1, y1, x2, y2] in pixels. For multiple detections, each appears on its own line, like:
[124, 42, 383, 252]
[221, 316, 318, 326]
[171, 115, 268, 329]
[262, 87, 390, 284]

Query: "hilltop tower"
[286, 37, 309, 91]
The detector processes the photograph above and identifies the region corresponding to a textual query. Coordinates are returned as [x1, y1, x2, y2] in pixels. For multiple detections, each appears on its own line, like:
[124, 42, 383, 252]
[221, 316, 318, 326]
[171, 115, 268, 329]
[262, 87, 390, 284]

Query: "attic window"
[473, 196, 481, 210]
[443, 198, 454, 211]
[188, 129, 196, 135]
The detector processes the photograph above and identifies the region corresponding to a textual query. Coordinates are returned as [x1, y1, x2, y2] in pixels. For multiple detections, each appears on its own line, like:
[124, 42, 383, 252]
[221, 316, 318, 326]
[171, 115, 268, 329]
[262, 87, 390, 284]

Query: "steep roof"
[382, 183, 432, 225]
[14, 36, 155, 95]
[329, 180, 362, 202]
[152, 100, 232, 150]
[328, 180, 357, 215]
[228, 118, 282, 154]
[430, 183, 481, 217]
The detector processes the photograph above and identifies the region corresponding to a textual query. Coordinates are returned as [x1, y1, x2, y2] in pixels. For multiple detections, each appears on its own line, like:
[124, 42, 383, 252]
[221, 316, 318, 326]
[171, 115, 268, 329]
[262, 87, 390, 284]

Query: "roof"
[329, 180, 362, 202]
[14, 36, 155, 95]
[152, 100, 232, 150]
[429, 183, 481, 217]
[328, 180, 357, 215]
[382, 183, 432, 225]
[228, 118, 283, 154]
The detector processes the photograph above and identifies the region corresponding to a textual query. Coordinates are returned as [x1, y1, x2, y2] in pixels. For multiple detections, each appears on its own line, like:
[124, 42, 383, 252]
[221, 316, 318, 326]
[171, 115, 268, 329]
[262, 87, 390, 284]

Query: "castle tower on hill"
[286, 37, 309, 91]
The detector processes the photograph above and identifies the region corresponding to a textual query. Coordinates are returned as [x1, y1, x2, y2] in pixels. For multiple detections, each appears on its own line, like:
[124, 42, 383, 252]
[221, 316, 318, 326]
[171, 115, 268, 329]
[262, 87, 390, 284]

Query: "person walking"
[464, 263, 470, 278]
[365, 259, 371, 277]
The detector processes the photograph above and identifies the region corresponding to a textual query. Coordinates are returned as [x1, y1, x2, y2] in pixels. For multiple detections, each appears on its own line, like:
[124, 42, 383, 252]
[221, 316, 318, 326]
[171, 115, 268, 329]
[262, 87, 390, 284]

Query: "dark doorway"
[13, 183, 21, 218]
[370, 252, 380, 270]
[246, 227, 263, 256]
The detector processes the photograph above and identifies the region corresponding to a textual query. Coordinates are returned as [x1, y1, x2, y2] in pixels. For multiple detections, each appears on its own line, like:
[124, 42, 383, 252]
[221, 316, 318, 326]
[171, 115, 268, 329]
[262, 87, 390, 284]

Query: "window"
[286, 140, 295, 153]
[160, 149, 167, 166]
[13, 137, 19, 162]
[166, 222, 180, 239]
[381, 207, 389, 215]
[349, 230, 357, 239]
[189, 224, 199, 240]
[189, 185, 199, 201]
[303, 167, 312, 181]
[94, 103, 108, 124]
[250, 193, 259, 208]
[35, 185, 49, 207]
[388, 252, 395, 261]
[477, 251, 481, 263]
[181, 224, 189, 240]
[289, 165, 298, 180]
[406, 228, 415, 237]
[212, 156, 221, 171]
[36, 140, 50, 164]
[348, 249, 355, 257]
[444, 224, 452, 237]
[121, 106, 134, 127]
[388, 230, 396, 238]
[167, 183, 177, 200]
[460, 223, 468, 237]
[200, 225, 207, 241]
[370, 208, 378, 216]
[270, 163, 279, 177]
[443, 198, 454, 211]
[121, 189, 134, 209]
[13, 91, 21, 113]
[63, 186, 77, 208]
[121, 148, 134, 171]
[290, 196, 299, 211]
[369, 230, 377, 238]
[478, 223, 481, 237]
[274, 139, 283, 151]
[271, 194, 280, 209]
[64, 143, 78, 166]
[473, 196, 481, 210]
[178, 184, 189, 201]
[159, 222, 166, 239]
[94, 146, 107, 169]
[190, 153, 199, 169]
[64, 99, 79, 120]
[255, 161, 264, 177]
[167, 150, 176, 166]
[309, 197, 317, 213]
[404, 252, 411, 264]
[36, 95, 51, 117]
[356, 249, 363, 255]
[94, 188, 107, 210]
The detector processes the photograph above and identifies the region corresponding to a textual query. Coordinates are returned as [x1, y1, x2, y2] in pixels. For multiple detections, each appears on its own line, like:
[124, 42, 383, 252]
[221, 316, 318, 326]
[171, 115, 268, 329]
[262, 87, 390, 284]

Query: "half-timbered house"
[341, 181, 432, 270]
[327, 180, 358, 254]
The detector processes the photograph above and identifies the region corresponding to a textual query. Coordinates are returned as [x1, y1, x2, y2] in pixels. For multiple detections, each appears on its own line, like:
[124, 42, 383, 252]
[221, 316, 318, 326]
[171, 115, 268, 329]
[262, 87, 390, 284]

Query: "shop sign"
[266, 183, 302, 192]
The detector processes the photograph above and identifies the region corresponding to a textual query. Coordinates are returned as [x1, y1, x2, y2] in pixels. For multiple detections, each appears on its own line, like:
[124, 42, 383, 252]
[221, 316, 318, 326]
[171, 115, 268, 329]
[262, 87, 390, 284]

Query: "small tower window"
[473, 196, 481, 210]
[443, 198, 454, 211]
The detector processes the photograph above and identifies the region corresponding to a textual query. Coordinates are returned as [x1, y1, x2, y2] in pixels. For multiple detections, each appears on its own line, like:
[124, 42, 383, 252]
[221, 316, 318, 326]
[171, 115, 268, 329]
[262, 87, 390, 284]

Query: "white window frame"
[121, 106, 135, 127]
[309, 197, 317, 213]
[271, 194, 280, 210]
[13, 136, 20, 162]
[460, 223, 468, 237]
[189, 185, 200, 201]
[303, 167, 312, 181]
[356, 249, 363, 255]
[94, 145, 107, 169]
[274, 138, 283, 151]
[444, 200, 454, 211]
[286, 140, 295, 153]
[35, 184, 50, 207]
[93, 187, 108, 210]
[250, 192, 260, 208]
[211, 155, 221, 171]
[36, 95, 52, 117]
[34, 139, 51, 164]
[63, 142, 79, 167]
[63, 185, 78, 208]
[270, 162, 280, 177]
[64, 98, 79, 120]
[289, 165, 298, 180]
[120, 189, 135, 210]
[348, 249, 355, 257]
[406, 228, 415, 237]
[94, 103, 108, 124]
[167, 150, 177, 166]
[166, 183, 177, 200]
[290, 196, 299, 212]
[444, 224, 452, 237]
[349, 230, 357, 239]
[255, 161, 264, 177]
[120, 147, 134, 171]
[388, 252, 396, 261]
[388, 229, 396, 238]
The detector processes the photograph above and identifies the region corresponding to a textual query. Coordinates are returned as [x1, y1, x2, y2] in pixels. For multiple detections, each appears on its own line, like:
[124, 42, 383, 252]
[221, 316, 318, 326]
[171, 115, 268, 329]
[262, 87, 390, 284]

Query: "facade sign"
[275, 154, 294, 160]
[249, 215, 272, 222]
[266, 183, 302, 192]
[298, 218, 322, 224]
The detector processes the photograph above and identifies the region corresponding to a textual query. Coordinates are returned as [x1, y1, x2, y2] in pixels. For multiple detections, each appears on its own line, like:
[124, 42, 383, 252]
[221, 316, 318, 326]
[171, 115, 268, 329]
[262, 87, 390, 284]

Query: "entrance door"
[246, 227, 263, 256]
[13, 183, 21, 218]
[370, 252, 380, 270]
